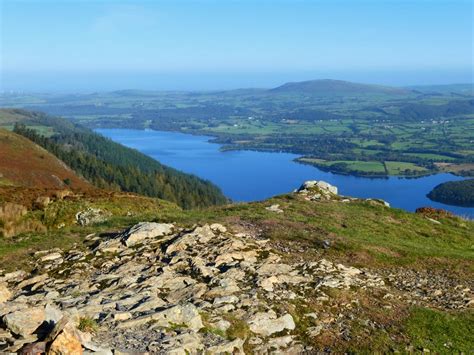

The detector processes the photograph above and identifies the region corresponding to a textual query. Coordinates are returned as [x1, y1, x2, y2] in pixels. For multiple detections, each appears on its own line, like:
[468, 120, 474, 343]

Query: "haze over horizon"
[1, 0, 473, 92]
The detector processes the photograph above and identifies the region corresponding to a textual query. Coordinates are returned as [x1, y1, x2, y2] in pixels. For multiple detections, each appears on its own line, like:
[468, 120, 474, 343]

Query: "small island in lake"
[427, 179, 474, 207]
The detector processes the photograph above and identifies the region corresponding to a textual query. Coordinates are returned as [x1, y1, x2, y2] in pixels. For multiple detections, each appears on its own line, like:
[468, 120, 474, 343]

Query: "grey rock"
[266, 204, 284, 213]
[248, 311, 295, 336]
[40, 252, 62, 262]
[120, 222, 174, 247]
[76, 207, 109, 226]
[298, 180, 338, 195]
[207, 338, 245, 354]
[3, 307, 45, 337]
[17, 274, 49, 290]
[0, 283, 11, 303]
[119, 303, 203, 331]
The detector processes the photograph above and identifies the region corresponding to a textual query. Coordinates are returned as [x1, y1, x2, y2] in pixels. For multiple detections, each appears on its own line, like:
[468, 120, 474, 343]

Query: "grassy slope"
[0, 103, 472, 352]
[2, 193, 472, 270]
[0, 128, 92, 190]
[0, 108, 228, 208]
[0, 189, 472, 351]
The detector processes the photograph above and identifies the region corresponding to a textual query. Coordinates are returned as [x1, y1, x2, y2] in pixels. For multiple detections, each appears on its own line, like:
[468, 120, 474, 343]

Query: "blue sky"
[1, 0, 472, 91]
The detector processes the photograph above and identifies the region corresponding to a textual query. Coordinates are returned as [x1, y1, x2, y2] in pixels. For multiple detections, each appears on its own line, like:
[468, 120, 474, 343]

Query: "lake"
[96, 128, 473, 218]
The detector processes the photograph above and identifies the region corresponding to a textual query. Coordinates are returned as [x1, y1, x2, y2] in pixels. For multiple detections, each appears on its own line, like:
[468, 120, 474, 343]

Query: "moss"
[224, 316, 250, 340]
[77, 317, 99, 333]
[167, 322, 188, 331]
[199, 326, 227, 338]
[404, 307, 474, 353]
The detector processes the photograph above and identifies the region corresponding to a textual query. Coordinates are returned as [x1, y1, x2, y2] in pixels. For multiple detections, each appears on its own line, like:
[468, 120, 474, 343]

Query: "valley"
[1, 0, 472, 352]
[0, 106, 472, 352]
[96, 128, 472, 217]
[2, 80, 473, 180]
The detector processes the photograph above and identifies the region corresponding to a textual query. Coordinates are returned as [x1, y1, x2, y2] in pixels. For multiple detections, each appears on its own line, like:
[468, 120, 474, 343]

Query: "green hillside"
[3, 80, 472, 179]
[270, 79, 412, 95]
[0, 181, 472, 353]
[0, 109, 227, 209]
[428, 179, 474, 207]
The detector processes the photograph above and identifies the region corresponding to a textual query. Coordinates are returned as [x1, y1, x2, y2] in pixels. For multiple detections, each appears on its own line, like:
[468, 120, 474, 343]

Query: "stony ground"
[0, 182, 472, 353]
[0, 219, 472, 354]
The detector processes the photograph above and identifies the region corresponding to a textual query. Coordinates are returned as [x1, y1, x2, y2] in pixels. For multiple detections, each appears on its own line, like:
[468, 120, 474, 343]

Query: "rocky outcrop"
[75, 208, 110, 227]
[3, 307, 45, 337]
[0, 220, 471, 353]
[297, 180, 391, 207]
[297, 180, 339, 201]
[249, 311, 295, 336]
[299, 180, 338, 195]
[119, 221, 174, 246]
[0, 283, 11, 303]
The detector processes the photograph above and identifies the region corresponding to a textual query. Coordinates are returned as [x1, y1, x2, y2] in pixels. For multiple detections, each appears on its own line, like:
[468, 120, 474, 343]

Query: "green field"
[385, 161, 429, 175]
[1, 81, 472, 177]
[299, 158, 386, 176]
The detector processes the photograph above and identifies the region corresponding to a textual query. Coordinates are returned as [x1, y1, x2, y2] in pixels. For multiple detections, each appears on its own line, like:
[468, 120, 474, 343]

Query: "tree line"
[13, 119, 227, 209]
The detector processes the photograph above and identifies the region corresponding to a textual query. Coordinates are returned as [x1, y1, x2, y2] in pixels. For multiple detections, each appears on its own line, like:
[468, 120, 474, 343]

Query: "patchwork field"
[1, 81, 473, 178]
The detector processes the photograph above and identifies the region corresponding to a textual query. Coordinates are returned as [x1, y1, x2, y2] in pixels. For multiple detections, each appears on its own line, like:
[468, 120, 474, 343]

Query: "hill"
[0, 109, 227, 209]
[270, 79, 412, 95]
[427, 179, 474, 207]
[0, 128, 91, 190]
[0, 180, 472, 353]
[408, 83, 474, 96]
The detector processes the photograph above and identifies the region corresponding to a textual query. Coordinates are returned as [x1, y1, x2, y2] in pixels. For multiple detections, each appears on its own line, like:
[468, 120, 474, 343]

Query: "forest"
[427, 179, 474, 207]
[12, 114, 227, 209]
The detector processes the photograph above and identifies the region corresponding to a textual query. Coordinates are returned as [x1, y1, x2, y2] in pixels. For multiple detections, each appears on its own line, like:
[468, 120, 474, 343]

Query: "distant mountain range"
[270, 79, 413, 95]
[102, 80, 473, 97]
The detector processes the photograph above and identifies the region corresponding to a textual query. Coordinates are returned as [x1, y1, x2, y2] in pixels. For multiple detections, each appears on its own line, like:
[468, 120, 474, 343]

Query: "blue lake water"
[96, 128, 473, 218]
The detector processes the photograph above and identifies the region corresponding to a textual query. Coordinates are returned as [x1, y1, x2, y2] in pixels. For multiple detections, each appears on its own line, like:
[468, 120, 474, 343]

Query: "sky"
[0, 0, 472, 91]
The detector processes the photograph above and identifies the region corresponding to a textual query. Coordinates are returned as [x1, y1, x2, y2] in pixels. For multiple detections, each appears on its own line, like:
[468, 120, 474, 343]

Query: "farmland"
[1, 80, 473, 178]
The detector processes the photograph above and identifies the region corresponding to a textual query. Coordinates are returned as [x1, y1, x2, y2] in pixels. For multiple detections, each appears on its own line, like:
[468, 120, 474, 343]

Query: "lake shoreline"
[112, 127, 445, 179]
[95, 128, 473, 217]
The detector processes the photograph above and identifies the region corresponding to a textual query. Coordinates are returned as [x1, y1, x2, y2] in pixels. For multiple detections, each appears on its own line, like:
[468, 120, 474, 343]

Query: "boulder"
[47, 323, 83, 355]
[3, 307, 46, 337]
[207, 338, 245, 354]
[151, 303, 204, 331]
[75, 208, 108, 227]
[17, 274, 49, 290]
[120, 222, 174, 247]
[41, 252, 63, 262]
[119, 303, 203, 331]
[248, 311, 295, 336]
[45, 303, 63, 324]
[266, 204, 284, 213]
[366, 198, 390, 208]
[0, 283, 11, 303]
[298, 180, 338, 195]
[19, 341, 47, 354]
